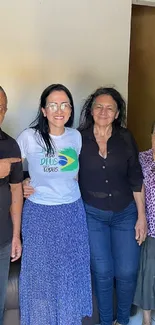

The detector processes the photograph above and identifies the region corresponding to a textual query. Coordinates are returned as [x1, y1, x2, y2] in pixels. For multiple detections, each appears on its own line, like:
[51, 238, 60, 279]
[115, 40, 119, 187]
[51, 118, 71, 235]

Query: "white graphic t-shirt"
[17, 128, 82, 205]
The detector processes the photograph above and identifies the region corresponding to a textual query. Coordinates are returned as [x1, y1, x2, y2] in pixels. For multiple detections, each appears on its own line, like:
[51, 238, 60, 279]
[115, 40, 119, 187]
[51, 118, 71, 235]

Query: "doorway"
[127, 4, 155, 151]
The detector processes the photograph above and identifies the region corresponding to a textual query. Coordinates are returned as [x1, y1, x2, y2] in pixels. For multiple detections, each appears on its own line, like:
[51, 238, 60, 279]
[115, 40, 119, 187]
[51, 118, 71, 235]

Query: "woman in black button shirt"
[78, 87, 147, 325]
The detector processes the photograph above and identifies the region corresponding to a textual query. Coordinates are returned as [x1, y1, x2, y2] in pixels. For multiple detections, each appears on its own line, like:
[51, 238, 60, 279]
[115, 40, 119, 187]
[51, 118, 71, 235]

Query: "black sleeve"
[9, 140, 23, 184]
[121, 129, 143, 192]
[24, 171, 30, 179]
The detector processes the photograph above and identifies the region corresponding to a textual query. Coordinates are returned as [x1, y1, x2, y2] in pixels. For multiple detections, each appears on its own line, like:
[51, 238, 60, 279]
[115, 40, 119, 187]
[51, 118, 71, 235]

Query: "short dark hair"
[79, 87, 126, 131]
[151, 121, 155, 134]
[0, 86, 7, 98]
[30, 84, 74, 154]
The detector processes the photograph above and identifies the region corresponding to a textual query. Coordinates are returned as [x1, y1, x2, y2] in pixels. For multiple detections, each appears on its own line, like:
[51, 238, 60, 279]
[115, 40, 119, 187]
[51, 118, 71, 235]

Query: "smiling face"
[0, 91, 7, 127]
[42, 90, 71, 133]
[91, 94, 119, 128]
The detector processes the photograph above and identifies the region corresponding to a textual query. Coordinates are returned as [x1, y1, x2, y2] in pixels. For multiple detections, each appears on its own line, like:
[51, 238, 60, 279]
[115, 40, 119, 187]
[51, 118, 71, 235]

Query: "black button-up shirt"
[79, 126, 143, 212]
[0, 129, 23, 247]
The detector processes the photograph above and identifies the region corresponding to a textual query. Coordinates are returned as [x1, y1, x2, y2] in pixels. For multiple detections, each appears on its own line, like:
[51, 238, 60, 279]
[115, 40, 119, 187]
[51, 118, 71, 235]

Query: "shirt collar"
[0, 128, 7, 140]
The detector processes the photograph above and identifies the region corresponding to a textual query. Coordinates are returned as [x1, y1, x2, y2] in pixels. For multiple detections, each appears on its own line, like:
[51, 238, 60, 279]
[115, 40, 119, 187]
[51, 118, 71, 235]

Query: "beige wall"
[1, 0, 132, 137]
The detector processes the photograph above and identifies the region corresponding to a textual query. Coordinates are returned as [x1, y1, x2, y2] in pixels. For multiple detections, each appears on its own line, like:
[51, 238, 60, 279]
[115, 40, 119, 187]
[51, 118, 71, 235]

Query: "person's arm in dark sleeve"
[124, 129, 147, 245]
[9, 141, 23, 261]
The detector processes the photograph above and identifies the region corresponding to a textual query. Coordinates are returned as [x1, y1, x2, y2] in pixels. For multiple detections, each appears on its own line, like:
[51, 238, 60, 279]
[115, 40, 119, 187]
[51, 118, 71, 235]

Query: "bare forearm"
[133, 184, 145, 217]
[10, 183, 23, 237]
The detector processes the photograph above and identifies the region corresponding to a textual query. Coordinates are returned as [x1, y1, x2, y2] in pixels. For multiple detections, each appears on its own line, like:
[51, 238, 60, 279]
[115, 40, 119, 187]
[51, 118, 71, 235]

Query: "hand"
[11, 236, 22, 262]
[0, 157, 21, 178]
[23, 178, 35, 198]
[135, 215, 147, 246]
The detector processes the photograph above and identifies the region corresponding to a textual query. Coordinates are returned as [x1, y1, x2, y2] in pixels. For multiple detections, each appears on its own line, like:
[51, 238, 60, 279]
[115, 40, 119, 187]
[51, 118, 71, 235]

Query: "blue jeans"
[84, 201, 140, 325]
[0, 243, 11, 325]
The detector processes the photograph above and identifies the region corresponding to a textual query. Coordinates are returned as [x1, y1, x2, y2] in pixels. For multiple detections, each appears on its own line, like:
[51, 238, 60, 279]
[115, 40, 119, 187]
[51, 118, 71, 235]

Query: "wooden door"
[127, 5, 155, 151]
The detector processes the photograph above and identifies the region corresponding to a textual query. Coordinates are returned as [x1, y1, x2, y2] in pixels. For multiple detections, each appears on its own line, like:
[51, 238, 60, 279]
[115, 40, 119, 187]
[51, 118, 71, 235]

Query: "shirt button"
[102, 166, 105, 169]
[109, 193, 112, 197]
[105, 180, 108, 183]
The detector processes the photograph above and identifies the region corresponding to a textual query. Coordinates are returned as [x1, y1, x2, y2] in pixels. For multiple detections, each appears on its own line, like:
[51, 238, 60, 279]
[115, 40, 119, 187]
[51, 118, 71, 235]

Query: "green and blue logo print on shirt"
[40, 147, 78, 173]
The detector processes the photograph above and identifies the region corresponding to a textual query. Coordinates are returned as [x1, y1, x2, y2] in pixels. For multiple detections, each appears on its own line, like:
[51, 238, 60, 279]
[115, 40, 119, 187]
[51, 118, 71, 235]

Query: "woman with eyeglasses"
[17, 84, 92, 325]
[78, 87, 147, 325]
[134, 121, 155, 325]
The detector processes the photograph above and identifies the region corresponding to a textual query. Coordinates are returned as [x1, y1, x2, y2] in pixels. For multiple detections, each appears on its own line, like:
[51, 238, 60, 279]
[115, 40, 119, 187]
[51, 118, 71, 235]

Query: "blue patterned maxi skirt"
[19, 198, 92, 325]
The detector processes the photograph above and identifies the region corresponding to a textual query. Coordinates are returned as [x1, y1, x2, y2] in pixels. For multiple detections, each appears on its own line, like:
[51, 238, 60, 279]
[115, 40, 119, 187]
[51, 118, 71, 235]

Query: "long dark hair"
[79, 87, 126, 131]
[30, 84, 74, 154]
